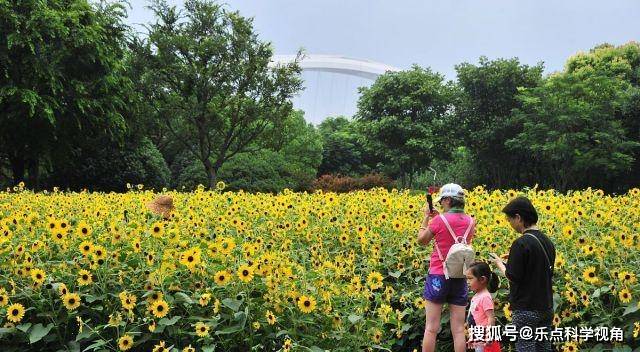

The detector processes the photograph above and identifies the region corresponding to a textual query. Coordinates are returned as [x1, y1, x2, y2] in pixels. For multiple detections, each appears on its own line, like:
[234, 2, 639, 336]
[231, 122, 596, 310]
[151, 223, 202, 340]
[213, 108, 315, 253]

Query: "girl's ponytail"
[468, 261, 501, 293]
[488, 271, 500, 293]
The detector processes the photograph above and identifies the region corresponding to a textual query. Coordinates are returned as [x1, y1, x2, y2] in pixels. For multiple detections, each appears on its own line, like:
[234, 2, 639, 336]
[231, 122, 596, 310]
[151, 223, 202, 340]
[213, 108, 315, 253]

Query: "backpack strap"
[439, 214, 475, 244]
[461, 218, 475, 244]
[439, 214, 459, 243]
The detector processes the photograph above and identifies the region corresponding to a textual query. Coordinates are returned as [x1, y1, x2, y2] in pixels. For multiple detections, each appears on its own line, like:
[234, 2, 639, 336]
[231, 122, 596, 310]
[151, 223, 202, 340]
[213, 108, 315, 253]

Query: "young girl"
[466, 262, 501, 352]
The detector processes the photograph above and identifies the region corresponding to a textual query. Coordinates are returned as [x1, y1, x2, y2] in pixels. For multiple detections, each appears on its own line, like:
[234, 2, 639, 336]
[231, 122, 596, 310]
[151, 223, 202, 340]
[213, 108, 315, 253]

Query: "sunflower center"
[11, 309, 19, 315]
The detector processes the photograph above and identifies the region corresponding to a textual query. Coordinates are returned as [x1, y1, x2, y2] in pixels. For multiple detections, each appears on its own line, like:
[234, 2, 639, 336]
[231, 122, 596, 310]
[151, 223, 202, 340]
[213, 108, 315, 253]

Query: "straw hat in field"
[146, 195, 175, 219]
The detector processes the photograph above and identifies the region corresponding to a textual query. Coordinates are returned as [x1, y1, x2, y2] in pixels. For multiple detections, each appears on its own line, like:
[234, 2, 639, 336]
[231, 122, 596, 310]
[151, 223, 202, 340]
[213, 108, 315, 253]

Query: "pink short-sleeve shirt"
[470, 289, 494, 326]
[427, 212, 475, 275]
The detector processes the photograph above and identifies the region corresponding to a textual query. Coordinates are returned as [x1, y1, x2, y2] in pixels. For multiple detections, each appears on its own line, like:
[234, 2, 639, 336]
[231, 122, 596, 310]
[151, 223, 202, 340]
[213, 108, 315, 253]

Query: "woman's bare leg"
[422, 300, 443, 352]
[449, 304, 467, 352]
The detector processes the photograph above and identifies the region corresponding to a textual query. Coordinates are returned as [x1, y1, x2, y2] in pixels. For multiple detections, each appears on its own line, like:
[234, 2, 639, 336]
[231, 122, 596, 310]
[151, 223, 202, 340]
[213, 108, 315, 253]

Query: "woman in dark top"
[491, 196, 555, 352]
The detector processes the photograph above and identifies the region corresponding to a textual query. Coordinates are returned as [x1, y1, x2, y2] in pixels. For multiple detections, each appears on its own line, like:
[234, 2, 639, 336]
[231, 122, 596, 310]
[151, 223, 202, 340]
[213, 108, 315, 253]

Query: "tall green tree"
[564, 42, 640, 190]
[453, 57, 544, 188]
[356, 66, 455, 187]
[317, 116, 370, 176]
[0, 0, 132, 187]
[508, 72, 638, 190]
[136, 0, 303, 188]
[172, 110, 322, 191]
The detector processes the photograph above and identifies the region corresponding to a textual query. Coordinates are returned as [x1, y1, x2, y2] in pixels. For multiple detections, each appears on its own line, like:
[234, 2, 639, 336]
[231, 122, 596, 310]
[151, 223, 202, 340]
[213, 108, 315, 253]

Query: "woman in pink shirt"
[417, 183, 475, 352]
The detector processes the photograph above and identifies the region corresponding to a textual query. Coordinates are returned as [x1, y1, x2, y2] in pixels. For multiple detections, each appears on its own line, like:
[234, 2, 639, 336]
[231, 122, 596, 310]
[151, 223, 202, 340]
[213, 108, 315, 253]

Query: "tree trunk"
[10, 154, 25, 186]
[27, 157, 40, 190]
[202, 158, 219, 189]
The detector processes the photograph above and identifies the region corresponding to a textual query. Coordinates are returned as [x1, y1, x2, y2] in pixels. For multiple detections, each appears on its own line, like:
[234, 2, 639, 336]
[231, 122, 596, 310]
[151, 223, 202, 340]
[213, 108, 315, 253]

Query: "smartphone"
[426, 193, 434, 212]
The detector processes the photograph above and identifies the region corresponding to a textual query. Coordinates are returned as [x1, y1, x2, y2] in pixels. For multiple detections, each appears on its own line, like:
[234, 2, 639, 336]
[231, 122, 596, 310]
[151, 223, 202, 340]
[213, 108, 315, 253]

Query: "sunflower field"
[0, 184, 639, 352]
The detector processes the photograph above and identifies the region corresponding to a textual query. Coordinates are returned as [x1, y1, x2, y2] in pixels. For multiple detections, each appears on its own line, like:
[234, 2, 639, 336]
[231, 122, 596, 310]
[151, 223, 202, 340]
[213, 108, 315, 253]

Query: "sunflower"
[179, 248, 202, 269]
[146, 291, 163, 304]
[366, 271, 384, 290]
[194, 321, 210, 337]
[78, 241, 94, 256]
[58, 283, 68, 296]
[582, 266, 598, 284]
[503, 303, 512, 321]
[77, 269, 93, 286]
[62, 292, 81, 311]
[214, 270, 231, 285]
[266, 310, 277, 325]
[150, 299, 170, 318]
[283, 338, 293, 351]
[150, 222, 164, 237]
[131, 237, 141, 253]
[92, 245, 107, 260]
[237, 265, 254, 283]
[580, 291, 590, 307]
[118, 334, 133, 351]
[76, 222, 91, 237]
[199, 293, 211, 307]
[182, 345, 196, 352]
[152, 341, 167, 352]
[618, 271, 637, 285]
[372, 329, 382, 344]
[30, 268, 46, 285]
[619, 288, 633, 303]
[0, 290, 8, 307]
[562, 341, 578, 352]
[297, 295, 316, 313]
[108, 313, 123, 327]
[118, 291, 137, 310]
[6, 303, 25, 323]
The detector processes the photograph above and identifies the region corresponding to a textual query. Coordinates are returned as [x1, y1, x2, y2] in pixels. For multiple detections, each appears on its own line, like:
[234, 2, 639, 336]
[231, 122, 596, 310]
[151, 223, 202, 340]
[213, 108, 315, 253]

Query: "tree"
[172, 110, 322, 191]
[508, 72, 639, 190]
[0, 0, 132, 187]
[453, 57, 544, 188]
[356, 66, 455, 188]
[137, 0, 303, 188]
[317, 116, 370, 176]
[49, 137, 170, 191]
[564, 42, 640, 190]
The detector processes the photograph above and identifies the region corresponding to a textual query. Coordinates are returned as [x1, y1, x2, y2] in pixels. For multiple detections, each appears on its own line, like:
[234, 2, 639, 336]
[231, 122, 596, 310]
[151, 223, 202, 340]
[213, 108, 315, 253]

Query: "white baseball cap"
[435, 183, 465, 202]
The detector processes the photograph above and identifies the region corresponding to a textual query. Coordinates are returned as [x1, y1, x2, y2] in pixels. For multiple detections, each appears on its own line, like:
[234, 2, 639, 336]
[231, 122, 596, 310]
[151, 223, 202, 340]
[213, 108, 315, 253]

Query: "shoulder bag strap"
[524, 232, 552, 273]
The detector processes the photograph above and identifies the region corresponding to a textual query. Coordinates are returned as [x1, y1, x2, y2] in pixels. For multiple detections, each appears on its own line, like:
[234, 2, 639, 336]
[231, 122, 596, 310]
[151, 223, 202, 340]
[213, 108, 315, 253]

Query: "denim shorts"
[423, 274, 468, 306]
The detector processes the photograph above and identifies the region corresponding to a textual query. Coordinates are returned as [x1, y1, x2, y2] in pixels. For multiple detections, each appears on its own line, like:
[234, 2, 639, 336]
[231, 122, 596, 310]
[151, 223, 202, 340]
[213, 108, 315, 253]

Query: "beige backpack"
[434, 214, 475, 279]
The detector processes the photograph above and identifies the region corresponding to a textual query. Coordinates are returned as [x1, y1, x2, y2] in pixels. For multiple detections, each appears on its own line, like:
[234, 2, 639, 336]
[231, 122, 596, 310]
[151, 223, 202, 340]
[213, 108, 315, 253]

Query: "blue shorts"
[423, 274, 468, 306]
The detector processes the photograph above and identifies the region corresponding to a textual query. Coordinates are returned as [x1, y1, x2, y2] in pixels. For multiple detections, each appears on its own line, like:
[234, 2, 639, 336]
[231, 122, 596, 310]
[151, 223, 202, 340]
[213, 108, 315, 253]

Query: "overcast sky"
[125, 0, 640, 123]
